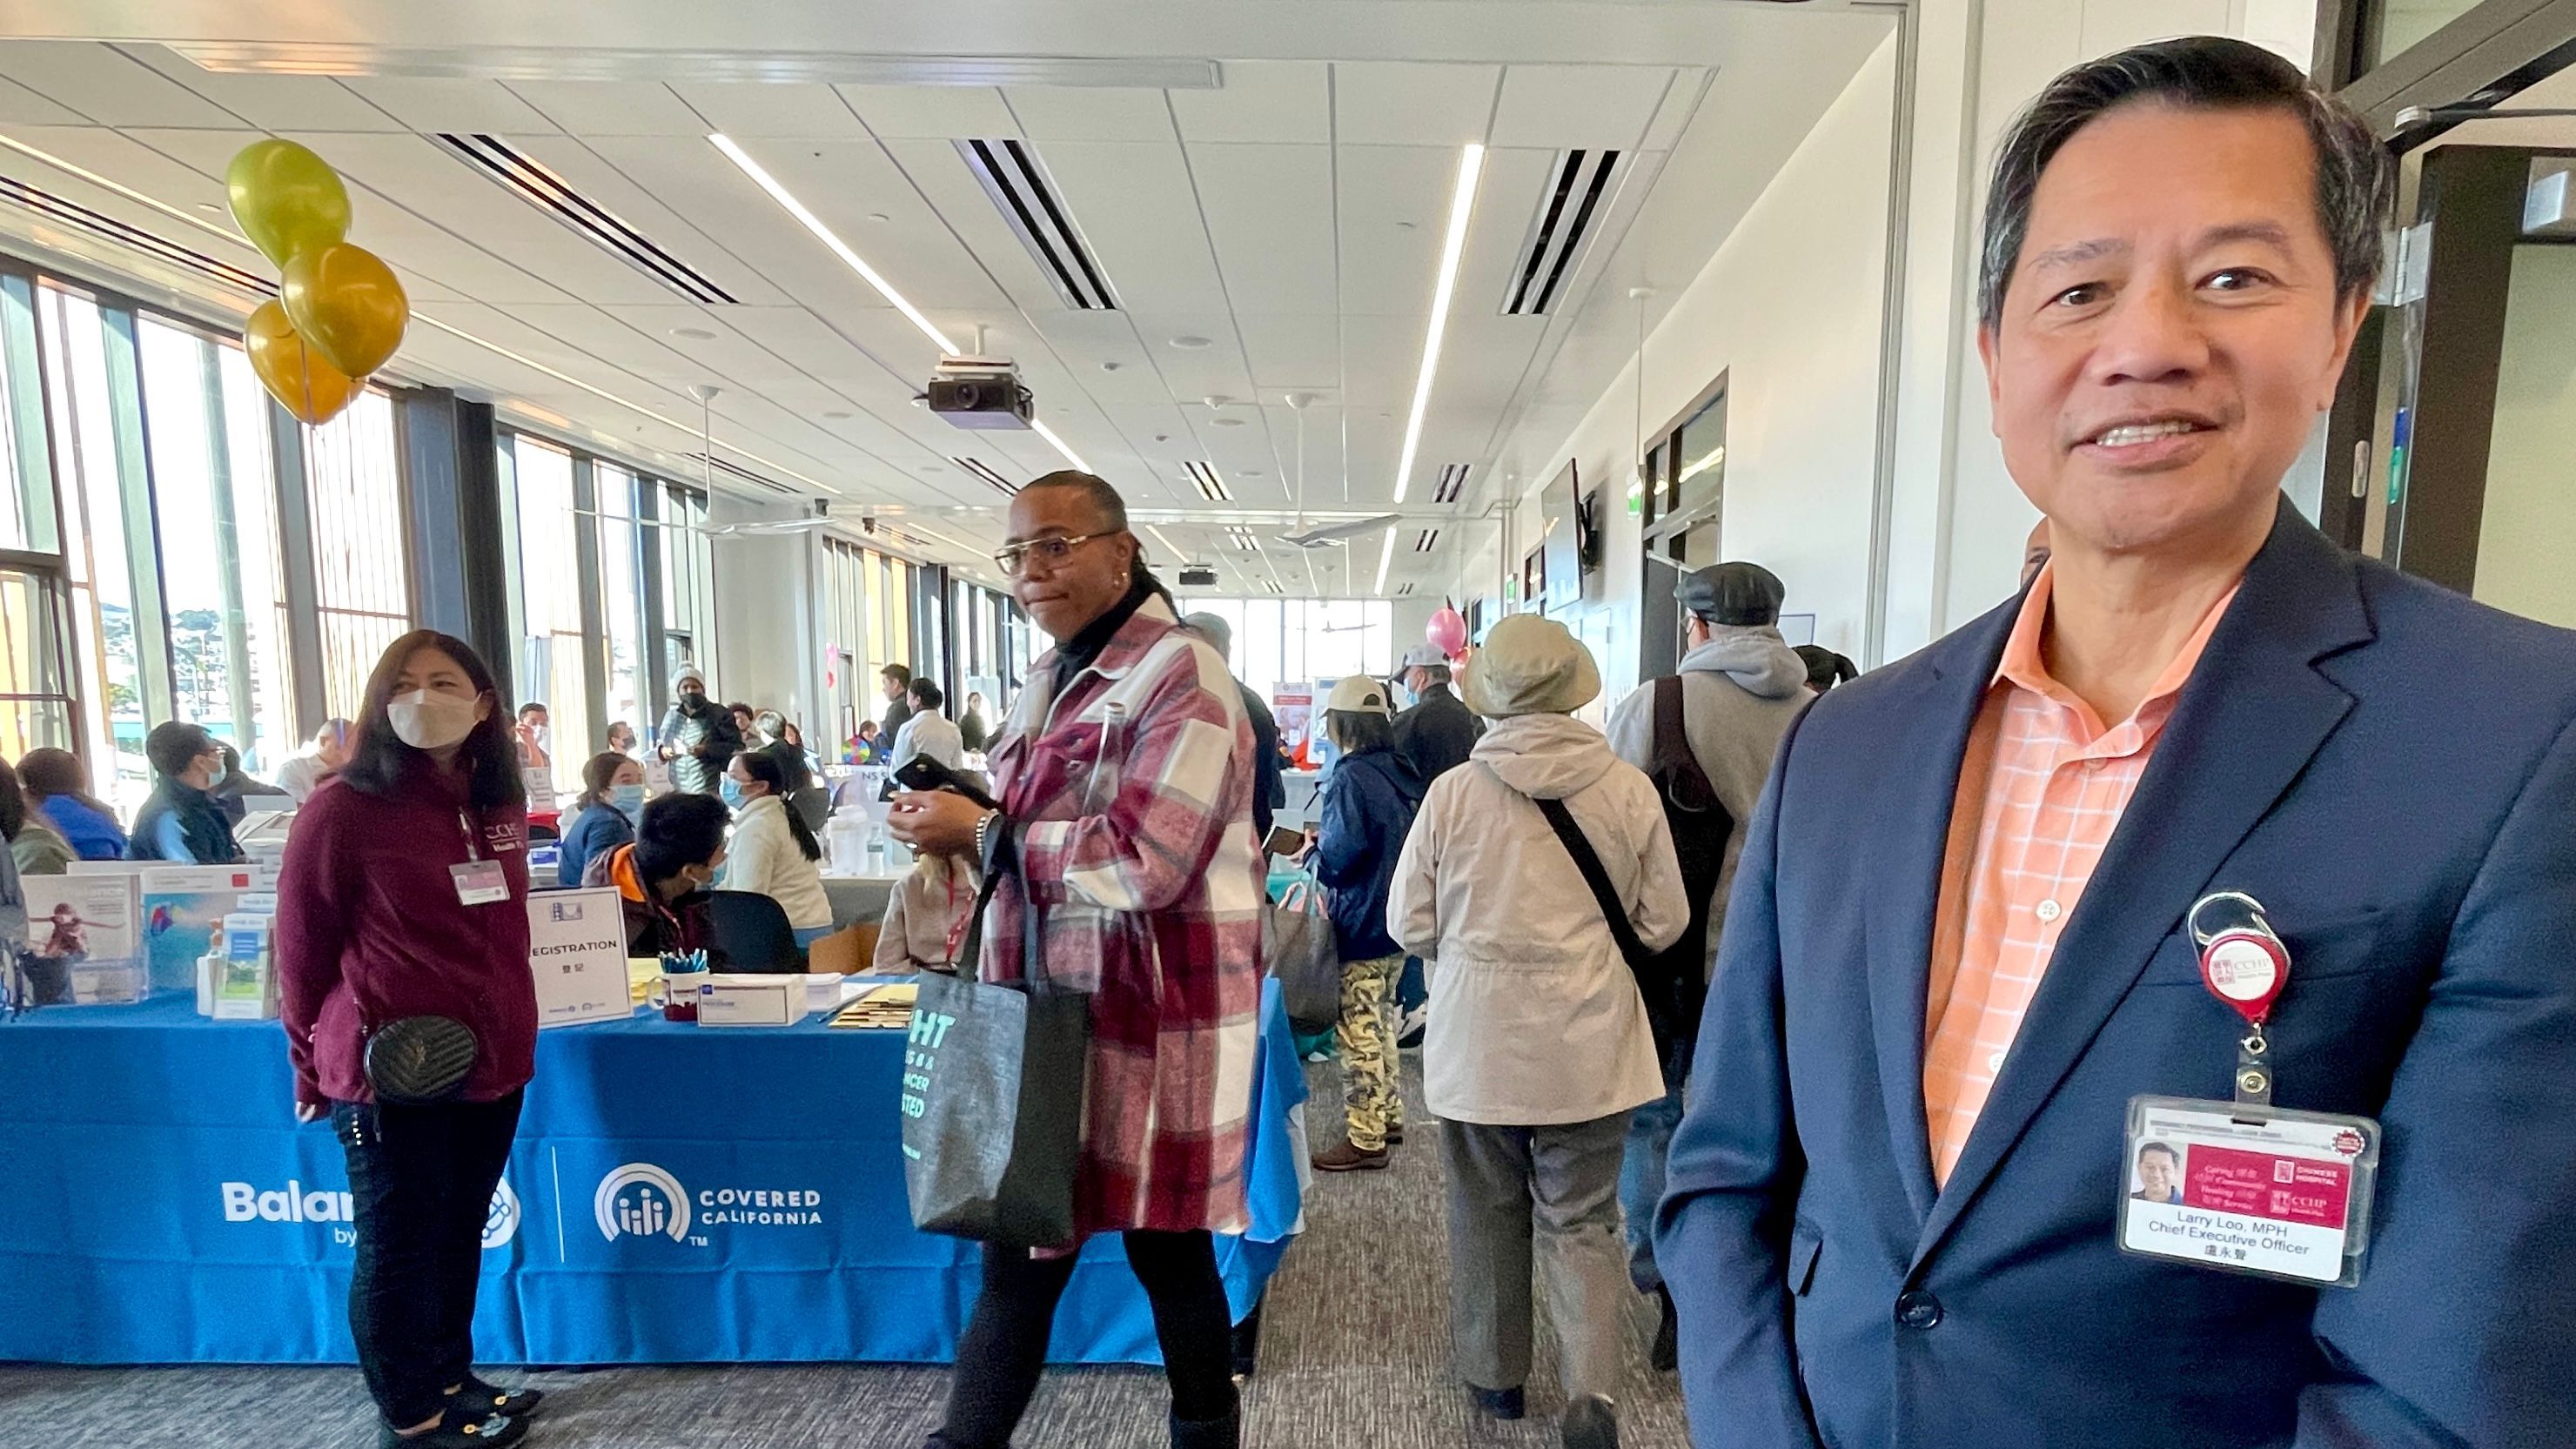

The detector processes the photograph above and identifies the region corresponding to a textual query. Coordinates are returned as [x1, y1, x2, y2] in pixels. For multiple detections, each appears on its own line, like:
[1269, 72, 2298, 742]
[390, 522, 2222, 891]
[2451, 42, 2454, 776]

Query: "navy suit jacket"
[1656, 505, 2576, 1449]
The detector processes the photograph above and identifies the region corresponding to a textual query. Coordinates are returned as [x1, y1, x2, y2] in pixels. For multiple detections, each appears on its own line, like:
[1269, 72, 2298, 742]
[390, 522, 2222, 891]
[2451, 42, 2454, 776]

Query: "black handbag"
[362, 1015, 479, 1104]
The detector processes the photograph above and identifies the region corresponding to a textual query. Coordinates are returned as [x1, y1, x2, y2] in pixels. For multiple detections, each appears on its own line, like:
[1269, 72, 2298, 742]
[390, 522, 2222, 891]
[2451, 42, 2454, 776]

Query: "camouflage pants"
[1338, 954, 1406, 1151]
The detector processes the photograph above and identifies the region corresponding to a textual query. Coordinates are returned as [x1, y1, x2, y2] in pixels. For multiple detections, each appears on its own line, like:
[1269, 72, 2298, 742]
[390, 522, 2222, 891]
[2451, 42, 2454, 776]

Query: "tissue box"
[695, 973, 812, 1027]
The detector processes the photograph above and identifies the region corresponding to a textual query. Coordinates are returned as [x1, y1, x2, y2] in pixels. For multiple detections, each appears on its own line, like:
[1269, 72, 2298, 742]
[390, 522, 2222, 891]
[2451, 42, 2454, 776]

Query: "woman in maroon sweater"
[278, 630, 541, 1449]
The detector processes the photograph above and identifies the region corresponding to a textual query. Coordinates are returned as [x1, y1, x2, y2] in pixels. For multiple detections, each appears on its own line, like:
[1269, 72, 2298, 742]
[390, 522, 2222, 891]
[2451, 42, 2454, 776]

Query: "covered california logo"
[595, 1163, 691, 1242]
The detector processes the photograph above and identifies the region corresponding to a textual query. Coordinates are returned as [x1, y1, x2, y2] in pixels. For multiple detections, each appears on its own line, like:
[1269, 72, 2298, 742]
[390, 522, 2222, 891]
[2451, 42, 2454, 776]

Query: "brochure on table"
[527, 888, 634, 1028]
[22, 873, 144, 1004]
[64, 862, 262, 994]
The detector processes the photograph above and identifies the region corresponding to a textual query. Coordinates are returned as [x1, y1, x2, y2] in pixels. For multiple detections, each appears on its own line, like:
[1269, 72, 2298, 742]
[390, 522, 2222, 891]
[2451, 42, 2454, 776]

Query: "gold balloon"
[243, 300, 359, 426]
[280, 242, 408, 379]
[225, 139, 351, 270]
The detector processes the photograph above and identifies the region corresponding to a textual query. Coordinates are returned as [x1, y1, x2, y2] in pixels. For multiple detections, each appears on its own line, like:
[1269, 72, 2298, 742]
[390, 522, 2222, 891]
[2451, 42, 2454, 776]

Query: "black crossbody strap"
[1532, 797, 1653, 969]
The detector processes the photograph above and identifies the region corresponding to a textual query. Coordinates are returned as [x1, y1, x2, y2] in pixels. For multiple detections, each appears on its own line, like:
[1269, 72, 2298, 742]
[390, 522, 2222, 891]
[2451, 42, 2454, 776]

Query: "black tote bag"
[900, 857, 1094, 1249]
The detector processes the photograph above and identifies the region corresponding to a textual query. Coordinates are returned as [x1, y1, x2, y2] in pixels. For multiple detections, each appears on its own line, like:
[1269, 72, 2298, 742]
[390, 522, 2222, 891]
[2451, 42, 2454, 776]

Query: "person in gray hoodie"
[1601, 560, 1813, 1369]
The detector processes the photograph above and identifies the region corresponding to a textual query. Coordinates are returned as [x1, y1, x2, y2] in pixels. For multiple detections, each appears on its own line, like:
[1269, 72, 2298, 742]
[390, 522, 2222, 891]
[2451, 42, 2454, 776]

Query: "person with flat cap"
[1602, 560, 1812, 1368]
[1393, 641, 1485, 784]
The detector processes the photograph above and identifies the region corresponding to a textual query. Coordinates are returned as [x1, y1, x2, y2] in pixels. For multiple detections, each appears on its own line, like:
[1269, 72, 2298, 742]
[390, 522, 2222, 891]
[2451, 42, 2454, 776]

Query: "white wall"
[1457, 33, 1901, 704]
[2472, 244, 2576, 628]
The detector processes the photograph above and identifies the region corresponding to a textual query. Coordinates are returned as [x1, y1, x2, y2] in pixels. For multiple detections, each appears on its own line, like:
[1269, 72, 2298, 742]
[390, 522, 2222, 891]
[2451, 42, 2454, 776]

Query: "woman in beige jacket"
[1386, 614, 1687, 1449]
[872, 851, 979, 973]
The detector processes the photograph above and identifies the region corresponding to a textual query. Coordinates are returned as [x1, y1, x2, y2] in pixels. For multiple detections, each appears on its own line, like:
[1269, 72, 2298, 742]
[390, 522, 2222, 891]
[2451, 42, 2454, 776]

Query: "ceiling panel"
[505, 81, 707, 137]
[672, 82, 867, 139]
[1640, 67, 1710, 151]
[719, 305, 901, 386]
[714, 137, 1015, 314]
[875, 135, 1070, 317]
[121, 49, 403, 132]
[1021, 310, 1169, 403]
[1126, 312, 1256, 402]
[1170, 61, 1327, 145]
[0, 43, 242, 129]
[1234, 313, 1339, 392]
[340, 77, 564, 136]
[1189, 141, 1335, 317]
[1334, 144, 1455, 317]
[1036, 139, 1228, 314]
[512, 135, 794, 307]
[1332, 63, 1498, 147]
[1489, 64, 1671, 151]
[1002, 86, 1173, 143]
[0, 74, 90, 126]
[836, 84, 1016, 141]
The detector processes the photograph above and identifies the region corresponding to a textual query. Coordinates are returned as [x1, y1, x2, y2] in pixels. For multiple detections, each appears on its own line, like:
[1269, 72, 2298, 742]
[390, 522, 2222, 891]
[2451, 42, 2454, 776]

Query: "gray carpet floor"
[0, 1057, 1690, 1448]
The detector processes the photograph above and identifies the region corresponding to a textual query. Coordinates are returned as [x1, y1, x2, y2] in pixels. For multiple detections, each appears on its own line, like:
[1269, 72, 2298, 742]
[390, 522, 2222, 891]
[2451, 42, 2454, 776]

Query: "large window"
[138, 317, 297, 775]
[304, 389, 410, 717]
[508, 435, 587, 794]
[659, 481, 714, 689]
[1170, 594, 1392, 708]
[594, 462, 645, 756]
[40, 286, 154, 814]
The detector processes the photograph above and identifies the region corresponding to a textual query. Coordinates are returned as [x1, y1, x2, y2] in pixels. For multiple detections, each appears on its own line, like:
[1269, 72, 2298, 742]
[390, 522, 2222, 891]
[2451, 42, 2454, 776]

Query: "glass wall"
[305, 390, 411, 718]
[594, 462, 645, 756]
[1170, 594, 1392, 708]
[658, 481, 714, 688]
[39, 285, 152, 810]
[506, 435, 587, 794]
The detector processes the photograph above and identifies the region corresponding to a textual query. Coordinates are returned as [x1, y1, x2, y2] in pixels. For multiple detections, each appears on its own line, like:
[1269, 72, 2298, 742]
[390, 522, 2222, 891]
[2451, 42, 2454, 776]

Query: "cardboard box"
[695, 973, 812, 1027]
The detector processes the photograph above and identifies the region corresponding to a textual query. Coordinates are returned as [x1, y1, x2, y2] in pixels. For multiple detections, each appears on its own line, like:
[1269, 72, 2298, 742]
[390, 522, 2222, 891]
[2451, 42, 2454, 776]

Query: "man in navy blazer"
[1657, 37, 2576, 1449]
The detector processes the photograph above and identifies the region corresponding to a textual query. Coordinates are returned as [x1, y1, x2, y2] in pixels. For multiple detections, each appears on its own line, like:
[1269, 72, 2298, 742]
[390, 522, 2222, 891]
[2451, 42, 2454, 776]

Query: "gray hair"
[1412, 662, 1452, 687]
[1180, 612, 1232, 656]
[1978, 37, 2392, 332]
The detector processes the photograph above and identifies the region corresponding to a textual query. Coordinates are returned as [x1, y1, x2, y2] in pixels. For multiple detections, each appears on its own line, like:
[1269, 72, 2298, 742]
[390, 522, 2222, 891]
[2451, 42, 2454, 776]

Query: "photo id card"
[451, 859, 510, 906]
[2118, 1095, 2380, 1288]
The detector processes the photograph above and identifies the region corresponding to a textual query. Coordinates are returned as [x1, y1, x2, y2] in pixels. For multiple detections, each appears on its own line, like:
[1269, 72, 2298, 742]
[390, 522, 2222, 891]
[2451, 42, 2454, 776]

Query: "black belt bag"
[362, 1015, 479, 1104]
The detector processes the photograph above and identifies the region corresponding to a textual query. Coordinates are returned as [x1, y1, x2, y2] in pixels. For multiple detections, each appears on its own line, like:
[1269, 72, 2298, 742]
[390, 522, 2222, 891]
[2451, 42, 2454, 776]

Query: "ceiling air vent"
[1395, 582, 1417, 597]
[957, 138, 1118, 311]
[1501, 150, 1625, 317]
[1183, 460, 1232, 503]
[1431, 462, 1470, 505]
[683, 452, 797, 497]
[434, 134, 738, 305]
[1413, 529, 1440, 553]
[0, 175, 274, 295]
[1261, 578, 1285, 595]
[953, 457, 1018, 496]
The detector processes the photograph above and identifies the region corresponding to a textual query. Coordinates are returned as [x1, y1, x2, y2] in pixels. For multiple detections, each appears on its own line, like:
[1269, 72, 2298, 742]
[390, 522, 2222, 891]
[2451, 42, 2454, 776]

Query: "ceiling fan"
[1274, 394, 1396, 549]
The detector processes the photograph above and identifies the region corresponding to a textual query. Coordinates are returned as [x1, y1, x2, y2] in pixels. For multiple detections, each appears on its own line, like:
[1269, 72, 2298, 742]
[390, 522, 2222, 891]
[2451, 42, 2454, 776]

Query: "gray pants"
[1439, 1111, 1633, 1402]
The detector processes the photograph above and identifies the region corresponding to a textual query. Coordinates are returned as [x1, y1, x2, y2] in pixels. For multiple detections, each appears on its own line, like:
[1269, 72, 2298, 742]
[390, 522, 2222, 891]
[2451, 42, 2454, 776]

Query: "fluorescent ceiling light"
[1144, 524, 1189, 566]
[1392, 144, 1485, 506]
[710, 134, 956, 355]
[1372, 525, 1398, 596]
[1030, 418, 1090, 473]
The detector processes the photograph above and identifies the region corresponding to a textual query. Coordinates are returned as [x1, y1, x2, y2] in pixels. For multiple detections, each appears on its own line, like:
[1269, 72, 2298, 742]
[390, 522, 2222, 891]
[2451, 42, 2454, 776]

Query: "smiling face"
[1980, 102, 2365, 567]
[2137, 1145, 2178, 1199]
[1005, 483, 1137, 642]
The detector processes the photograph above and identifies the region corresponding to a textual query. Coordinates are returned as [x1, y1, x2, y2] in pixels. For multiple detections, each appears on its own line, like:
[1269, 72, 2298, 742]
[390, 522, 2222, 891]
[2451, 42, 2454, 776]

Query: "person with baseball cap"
[1392, 641, 1485, 784]
[1602, 561, 1813, 1367]
[1308, 674, 1427, 1172]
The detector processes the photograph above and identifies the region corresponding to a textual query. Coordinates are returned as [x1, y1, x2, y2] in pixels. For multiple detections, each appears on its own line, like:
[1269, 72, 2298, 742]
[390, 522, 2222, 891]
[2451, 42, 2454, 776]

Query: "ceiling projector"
[928, 355, 1033, 430]
[1177, 564, 1218, 588]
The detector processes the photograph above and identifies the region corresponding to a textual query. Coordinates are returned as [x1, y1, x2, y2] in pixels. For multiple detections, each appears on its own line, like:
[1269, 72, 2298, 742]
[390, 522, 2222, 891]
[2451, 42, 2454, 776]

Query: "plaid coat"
[983, 594, 1265, 1236]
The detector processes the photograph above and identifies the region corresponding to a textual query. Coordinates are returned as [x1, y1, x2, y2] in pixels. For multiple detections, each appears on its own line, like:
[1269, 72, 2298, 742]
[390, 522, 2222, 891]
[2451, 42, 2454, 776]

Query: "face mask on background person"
[721, 775, 746, 810]
[390, 690, 482, 750]
[609, 782, 646, 815]
[204, 756, 229, 790]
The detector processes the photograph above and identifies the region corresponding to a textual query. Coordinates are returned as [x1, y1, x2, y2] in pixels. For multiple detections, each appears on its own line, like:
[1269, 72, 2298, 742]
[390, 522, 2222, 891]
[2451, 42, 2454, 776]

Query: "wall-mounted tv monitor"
[1540, 460, 1581, 612]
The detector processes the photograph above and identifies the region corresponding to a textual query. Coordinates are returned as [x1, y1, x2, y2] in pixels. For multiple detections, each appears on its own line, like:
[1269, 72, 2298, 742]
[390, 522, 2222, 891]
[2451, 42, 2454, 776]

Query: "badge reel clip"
[2188, 890, 2290, 1110]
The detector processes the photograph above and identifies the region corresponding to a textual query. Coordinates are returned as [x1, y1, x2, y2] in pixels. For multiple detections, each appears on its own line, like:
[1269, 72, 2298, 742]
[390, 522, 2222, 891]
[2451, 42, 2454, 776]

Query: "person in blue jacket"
[18, 748, 125, 862]
[556, 751, 645, 888]
[1307, 674, 1426, 1172]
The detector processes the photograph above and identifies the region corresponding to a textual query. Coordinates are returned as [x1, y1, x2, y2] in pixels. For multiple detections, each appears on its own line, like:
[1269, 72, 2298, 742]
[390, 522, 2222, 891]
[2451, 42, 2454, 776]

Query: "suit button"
[1895, 1291, 1943, 1331]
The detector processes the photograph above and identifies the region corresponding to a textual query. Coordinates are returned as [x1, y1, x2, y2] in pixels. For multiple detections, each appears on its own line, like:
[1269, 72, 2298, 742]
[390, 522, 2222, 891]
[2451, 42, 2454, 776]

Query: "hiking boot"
[1311, 1138, 1389, 1172]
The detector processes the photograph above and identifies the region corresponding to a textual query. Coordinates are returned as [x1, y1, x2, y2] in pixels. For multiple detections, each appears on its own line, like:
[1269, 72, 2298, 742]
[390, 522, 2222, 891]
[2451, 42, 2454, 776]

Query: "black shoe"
[1649, 1286, 1678, 1372]
[1170, 1404, 1241, 1449]
[379, 1405, 527, 1449]
[1468, 1384, 1526, 1420]
[1562, 1393, 1620, 1449]
[453, 1375, 543, 1418]
[1385, 1125, 1405, 1145]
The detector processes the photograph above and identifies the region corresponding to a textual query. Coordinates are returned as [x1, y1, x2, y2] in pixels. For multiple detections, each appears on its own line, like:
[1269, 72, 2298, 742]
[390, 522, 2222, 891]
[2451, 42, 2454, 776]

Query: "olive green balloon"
[225, 139, 351, 269]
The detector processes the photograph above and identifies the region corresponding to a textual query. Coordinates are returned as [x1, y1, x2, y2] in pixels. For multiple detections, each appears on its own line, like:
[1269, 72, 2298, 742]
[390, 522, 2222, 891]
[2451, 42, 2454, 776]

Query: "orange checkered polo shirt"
[1922, 563, 2239, 1185]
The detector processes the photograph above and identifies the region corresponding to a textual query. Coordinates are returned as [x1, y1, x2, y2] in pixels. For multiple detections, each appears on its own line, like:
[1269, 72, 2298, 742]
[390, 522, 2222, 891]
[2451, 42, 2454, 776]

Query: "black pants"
[334, 1090, 524, 1428]
[938, 1230, 1236, 1446]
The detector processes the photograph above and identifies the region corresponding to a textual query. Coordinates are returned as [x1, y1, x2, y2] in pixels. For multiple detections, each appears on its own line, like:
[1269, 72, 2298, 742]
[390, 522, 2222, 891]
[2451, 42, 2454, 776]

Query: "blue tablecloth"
[0, 981, 1306, 1365]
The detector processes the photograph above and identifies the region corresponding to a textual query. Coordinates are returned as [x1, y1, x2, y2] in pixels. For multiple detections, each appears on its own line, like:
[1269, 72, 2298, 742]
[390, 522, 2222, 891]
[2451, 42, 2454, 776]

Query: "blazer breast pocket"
[2135, 903, 2395, 991]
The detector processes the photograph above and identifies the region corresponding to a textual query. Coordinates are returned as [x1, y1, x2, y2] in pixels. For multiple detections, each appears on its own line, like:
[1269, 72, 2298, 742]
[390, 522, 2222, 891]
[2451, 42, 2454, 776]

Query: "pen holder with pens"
[651, 950, 711, 1023]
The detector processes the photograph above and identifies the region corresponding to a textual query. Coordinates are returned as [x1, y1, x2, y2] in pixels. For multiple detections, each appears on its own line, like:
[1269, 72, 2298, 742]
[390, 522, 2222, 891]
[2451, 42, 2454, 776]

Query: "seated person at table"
[723, 749, 834, 947]
[873, 847, 980, 973]
[849, 720, 883, 764]
[755, 709, 814, 790]
[19, 748, 126, 862]
[274, 717, 352, 802]
[586, 791, 730, 966]
[128, 721, 246, 864]
[1, 758, 75, 877]
[557, 751, 645, 888]
[212, 742, 292, 825]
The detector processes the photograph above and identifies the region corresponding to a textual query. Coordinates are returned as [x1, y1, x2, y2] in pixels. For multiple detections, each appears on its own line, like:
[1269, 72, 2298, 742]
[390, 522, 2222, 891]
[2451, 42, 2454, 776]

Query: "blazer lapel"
[1864, 601, 2018, 1229]
[1914, 506, 2374, 1265]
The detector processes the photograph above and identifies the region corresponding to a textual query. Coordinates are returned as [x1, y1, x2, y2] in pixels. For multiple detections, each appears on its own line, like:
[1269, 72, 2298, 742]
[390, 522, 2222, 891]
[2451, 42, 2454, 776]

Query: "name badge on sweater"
[452, 860, 509, 906]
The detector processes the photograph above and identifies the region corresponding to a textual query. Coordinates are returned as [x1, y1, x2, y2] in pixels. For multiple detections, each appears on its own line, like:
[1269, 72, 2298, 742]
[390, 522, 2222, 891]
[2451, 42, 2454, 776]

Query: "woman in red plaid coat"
[892, 472, 1263, 1449]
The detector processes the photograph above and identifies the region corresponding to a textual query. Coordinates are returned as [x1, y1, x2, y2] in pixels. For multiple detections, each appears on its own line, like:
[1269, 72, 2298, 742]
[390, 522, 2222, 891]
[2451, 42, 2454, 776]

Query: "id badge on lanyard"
[2117, 892, 2382, 1289]
[450, 810, 509, 907]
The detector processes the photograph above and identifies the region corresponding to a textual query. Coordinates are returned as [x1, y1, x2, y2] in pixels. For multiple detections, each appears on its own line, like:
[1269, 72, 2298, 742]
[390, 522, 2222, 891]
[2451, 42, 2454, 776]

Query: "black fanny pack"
[362, 1016, 479, 1104]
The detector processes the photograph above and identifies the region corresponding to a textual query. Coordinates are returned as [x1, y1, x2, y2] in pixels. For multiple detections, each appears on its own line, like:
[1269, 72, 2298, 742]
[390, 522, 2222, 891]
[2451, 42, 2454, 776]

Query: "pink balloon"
[1427, 604, 1467, 660]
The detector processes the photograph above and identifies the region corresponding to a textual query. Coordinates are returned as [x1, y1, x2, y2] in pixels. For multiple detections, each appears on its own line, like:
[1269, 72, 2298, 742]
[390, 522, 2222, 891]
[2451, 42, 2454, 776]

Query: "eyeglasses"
[992, 531, 1110, 577]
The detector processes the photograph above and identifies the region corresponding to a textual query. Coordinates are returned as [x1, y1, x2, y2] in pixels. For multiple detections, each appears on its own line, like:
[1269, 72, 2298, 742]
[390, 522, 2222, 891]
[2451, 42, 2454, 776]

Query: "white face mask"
[389, 689, 484, 750]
